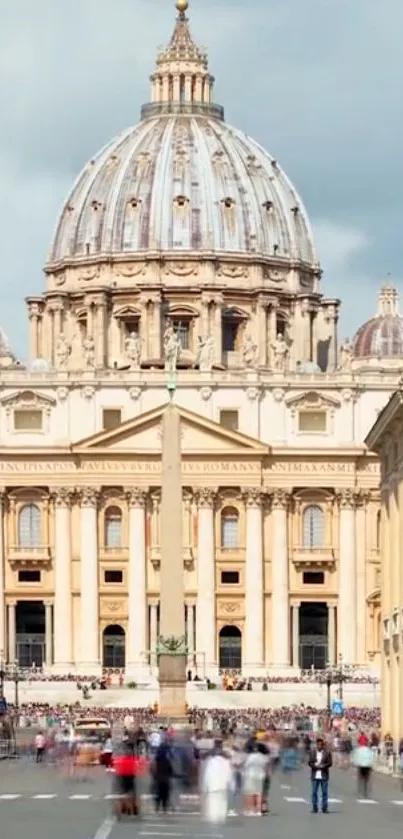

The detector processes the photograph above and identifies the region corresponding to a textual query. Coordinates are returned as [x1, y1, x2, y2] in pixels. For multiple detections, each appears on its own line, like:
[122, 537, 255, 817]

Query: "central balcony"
[292, 547, 335, 570]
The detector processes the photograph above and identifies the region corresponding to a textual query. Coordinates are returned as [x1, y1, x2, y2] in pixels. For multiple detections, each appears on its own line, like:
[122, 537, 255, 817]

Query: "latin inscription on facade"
[0, 459, 379, 475]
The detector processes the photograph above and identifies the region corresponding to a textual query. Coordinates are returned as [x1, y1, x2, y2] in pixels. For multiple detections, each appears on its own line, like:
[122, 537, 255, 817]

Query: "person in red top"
[113, 748, 138, 817]
[358, 733, 369, 746]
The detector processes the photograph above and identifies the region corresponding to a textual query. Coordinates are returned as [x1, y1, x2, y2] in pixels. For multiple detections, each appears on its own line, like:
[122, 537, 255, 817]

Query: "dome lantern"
[141, 0, 224, 121]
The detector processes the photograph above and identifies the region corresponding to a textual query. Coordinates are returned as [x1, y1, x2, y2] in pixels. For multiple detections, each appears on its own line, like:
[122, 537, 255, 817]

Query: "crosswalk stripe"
[283, 797, 306, 803]
[0, 794, 21, 800]
[32, 794, 57, 800]
[70, 794, 92, 800]
[328, 798, 343, 804]
[357, 799, 377, 804]
[391, 800, 403, 805]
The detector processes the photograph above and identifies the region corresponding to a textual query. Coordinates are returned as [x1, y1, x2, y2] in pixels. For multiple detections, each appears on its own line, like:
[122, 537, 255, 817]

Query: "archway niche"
[16, 601, 46, 668]
[102, 624, 126, 669]
[219, 625, 242, 671]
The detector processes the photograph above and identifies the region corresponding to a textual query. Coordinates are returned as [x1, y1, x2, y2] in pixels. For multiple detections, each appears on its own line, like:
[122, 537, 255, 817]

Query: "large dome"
[47, 2, 317, 272]
[48, 116, 317, 267]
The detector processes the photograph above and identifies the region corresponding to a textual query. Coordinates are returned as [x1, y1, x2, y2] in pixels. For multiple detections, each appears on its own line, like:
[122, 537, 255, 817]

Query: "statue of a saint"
[271, 333, 289, 372]
[163, 325, 181, 373]
[55, 333, 70, 368]
[242, 333, 258, 368]
[124, 331, 142, 370]
[198, 335, 215, 372]
[83, 335, 95, 368]
[339, 338, 353, 371]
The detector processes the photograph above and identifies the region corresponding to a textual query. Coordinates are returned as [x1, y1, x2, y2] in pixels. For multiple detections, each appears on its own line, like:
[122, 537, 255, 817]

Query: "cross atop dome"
[141, 0, 224, 121]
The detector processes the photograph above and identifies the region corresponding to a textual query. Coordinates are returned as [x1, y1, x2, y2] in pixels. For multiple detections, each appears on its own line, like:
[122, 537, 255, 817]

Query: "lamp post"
[333, 656, 350, 700]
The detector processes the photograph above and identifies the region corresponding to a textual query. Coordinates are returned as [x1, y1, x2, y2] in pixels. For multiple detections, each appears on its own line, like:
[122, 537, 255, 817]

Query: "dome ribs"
[47, 115, 318, 265]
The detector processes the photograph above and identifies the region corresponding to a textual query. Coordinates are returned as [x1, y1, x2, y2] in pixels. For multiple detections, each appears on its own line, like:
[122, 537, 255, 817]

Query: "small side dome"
[353, 283, 403, 359]
[0, 327, 19, 369]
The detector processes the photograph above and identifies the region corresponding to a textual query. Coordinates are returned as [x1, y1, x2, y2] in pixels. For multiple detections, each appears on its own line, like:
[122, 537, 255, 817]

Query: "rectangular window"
[18, 570, 41, 583]
[302, 571, 325, 585]
[102, 409, 122, 431]
[14, 410, 43, 431]
[221, 570, 240, 584]
[298, 410, 327, 433]
[220, 410, 239, 431]
[104, 569, 123, 584]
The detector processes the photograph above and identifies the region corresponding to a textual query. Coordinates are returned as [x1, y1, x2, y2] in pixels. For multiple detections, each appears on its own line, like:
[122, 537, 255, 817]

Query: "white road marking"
[139, 833, 187, 837]
[104, 794, 122, 800]
[0, 794, 21, 800]
[357, 799, 377, 804]
[328, 798, 343, 804]
[92, 817, 116, 839]
[69, 794, 92, 800]
[280, 784, 291, 790]
[283, 796, 306, 802]
[32, 794, 57, 799]
[391, 800, 403, 805]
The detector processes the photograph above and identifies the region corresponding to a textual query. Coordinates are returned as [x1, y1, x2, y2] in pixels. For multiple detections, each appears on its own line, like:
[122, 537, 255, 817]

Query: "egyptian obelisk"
[157, 363, 187, 717]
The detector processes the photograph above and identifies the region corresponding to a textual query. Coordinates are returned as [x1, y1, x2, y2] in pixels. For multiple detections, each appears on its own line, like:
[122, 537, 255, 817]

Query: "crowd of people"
[6, 702, 381, 732]
[26, 722, 392, 819]
[4, 667, 379, 686]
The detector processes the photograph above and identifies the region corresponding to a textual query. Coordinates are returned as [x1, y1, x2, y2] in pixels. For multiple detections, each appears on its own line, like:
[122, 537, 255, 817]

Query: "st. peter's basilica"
[0, 0, 401, 678]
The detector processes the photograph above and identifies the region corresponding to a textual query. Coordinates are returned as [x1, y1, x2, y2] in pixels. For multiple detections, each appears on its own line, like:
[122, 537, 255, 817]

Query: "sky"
[1, 0, 402, 358]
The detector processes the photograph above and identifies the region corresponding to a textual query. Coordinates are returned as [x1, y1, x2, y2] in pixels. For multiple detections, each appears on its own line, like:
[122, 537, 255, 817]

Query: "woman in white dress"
[242, 743, 269, 816]
[202, 742, 234, 824]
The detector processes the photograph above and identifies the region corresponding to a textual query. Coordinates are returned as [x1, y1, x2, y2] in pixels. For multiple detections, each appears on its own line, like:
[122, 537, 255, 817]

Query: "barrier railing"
[0, 739, 17, 759]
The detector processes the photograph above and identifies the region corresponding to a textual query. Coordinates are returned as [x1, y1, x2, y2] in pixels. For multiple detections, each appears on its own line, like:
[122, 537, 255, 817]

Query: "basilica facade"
[0, 0, 400, 677]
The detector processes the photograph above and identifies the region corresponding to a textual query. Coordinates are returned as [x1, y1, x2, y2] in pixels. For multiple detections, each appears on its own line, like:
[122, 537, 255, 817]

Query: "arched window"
[18, 504, 41, 548]
[221, 507, 239, 550]
[302, 505, 324, 549]
[104, 506, 122, 549]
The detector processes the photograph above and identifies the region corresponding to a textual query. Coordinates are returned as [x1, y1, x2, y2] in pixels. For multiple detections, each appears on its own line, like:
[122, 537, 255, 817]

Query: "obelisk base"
[158, 654, 187, 719]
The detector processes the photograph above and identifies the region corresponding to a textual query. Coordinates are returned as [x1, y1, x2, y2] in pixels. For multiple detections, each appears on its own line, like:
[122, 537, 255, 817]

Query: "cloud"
[0, 0, 402, 354]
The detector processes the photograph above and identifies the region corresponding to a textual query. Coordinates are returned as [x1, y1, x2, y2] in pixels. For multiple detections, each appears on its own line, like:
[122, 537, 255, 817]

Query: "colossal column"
[244, 489, 264, 672]
[271, 489, 290, 667]
[196, 488, 216, 673]
[338, 489, 357, 664]
[53, 488, 73, 669]
[79, 487, 100, 670]
[355, 492, 369, 664]
[0, 490, 6, 657]
[126, 489, 148, 675]
[44, 601, 53, 668]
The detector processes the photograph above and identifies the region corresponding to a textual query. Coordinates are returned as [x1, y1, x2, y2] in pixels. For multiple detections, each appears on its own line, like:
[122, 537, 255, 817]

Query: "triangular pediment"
[73, 403, 268, 456]
[285, 390, 341, 409]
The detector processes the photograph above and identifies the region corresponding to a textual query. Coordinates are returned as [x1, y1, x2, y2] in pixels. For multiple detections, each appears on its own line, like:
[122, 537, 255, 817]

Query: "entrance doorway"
[16, 602, 46, 668]
[219, 625, 242, 671]
[299, 602, 328, 670]
[102, 625, 126, 669]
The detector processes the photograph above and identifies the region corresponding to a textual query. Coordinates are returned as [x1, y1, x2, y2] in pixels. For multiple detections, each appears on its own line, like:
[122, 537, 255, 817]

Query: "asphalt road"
[1, 760, 403, 839]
